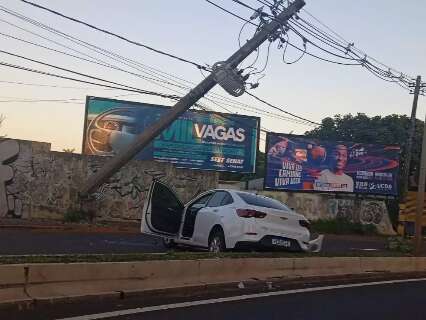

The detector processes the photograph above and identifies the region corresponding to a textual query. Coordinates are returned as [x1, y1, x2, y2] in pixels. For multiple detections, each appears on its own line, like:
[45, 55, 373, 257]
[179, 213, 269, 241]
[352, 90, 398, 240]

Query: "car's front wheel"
[208, 229, 226, 253]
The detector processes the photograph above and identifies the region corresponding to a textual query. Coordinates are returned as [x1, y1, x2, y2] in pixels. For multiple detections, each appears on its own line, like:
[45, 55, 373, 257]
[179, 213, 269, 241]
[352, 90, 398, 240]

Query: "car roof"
[208, 189, 259, 196]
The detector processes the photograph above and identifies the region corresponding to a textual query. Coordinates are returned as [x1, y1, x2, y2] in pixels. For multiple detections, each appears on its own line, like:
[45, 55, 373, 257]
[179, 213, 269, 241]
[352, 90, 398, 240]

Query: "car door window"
[237, 192, 291, 211]
[149, 182, 184, 234]
[207, 191, 232, 207]
[221, 192, 234, 206]
[188, 193, 212, 209]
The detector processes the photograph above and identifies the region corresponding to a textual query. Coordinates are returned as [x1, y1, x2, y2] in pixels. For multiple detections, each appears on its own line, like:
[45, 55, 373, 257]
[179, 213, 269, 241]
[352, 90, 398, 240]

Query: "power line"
[0, 34, 309, 125]
[229, 1, 413, 89]
[0, 61, 183, 100]
[19, 0, 210, 71]
[246, 91, 321, 126]
[300, 8, 415, 79]
[0, 49, 190, 100]
[3, 2, 318, 128]
[0, 14, 192, 91]
[0, 80, 114, 90]
[230, 0, 259, 13]
[202, 0, 322, 126]
[0, 31, 183, 87]
[0, 8, 276, 119]
[205, 0, 256, 25]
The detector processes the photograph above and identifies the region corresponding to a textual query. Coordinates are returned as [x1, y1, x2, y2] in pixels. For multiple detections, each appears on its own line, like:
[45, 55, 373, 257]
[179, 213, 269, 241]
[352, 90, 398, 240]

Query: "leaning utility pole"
[415, 111, 426, 255]
[80, 0, 305, 197]
[403, 76, 422, 198]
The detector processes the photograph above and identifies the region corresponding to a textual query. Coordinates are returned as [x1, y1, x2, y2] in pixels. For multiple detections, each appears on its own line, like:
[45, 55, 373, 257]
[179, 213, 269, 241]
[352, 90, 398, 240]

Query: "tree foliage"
[0, 115, 5, 139]
[62, 148, 76, 153]
[219, 150, 265, 182]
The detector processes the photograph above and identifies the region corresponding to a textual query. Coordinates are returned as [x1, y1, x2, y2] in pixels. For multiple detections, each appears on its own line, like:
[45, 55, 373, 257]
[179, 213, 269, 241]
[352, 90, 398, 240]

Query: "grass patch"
[63, 210, 86, 223]
[311, 218, 378, 235]
[0, 250, 415, 265]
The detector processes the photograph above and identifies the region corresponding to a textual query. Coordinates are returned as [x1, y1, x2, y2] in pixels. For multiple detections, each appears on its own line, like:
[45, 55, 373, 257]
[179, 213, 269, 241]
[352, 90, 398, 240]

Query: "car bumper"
[234, 234, 324, 252]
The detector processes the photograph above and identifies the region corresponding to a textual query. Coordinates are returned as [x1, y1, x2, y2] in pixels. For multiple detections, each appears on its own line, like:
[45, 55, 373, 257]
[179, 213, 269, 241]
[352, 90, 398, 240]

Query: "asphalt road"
[3, 277, 426, 319]
[116, 280, 426, 320]
[0, 229, 388, 255]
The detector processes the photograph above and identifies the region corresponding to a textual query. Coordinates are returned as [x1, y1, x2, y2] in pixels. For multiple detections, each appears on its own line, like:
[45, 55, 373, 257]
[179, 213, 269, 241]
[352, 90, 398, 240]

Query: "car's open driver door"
[141, 180, 184, 238]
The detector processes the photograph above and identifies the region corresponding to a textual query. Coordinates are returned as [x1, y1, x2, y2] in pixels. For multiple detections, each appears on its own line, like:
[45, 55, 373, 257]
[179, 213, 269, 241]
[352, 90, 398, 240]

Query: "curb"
[0, 256, 424, 307]
[2, 271, 426, 311]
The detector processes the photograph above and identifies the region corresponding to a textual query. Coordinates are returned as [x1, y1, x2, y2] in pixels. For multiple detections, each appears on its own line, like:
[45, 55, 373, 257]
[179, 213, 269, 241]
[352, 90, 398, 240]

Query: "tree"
[219, 150, 266, 182]
[62, 148, 76, 153]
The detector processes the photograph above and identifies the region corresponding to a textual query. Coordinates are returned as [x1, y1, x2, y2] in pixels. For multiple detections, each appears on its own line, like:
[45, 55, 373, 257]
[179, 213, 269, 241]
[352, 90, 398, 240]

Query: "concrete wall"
[0, 139, 218, 222]
[259, 190, 395, 235]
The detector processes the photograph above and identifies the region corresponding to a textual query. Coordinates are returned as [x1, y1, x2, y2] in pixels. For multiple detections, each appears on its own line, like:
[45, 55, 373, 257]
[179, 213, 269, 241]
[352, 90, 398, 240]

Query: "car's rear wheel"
[162, 238, 176, 249]
[208, 229, 226, 253]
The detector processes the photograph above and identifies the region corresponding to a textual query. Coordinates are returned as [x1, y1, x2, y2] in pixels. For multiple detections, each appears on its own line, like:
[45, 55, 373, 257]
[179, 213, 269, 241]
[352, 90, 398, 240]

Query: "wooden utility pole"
[415, 112, 426, 255]
[403, 76, 421, 198]
[80, 0, 305, 197]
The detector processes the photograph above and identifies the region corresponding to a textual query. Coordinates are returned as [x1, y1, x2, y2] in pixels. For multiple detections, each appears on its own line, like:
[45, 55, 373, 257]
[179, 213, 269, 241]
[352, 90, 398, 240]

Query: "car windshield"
[237, 192, 292, 211]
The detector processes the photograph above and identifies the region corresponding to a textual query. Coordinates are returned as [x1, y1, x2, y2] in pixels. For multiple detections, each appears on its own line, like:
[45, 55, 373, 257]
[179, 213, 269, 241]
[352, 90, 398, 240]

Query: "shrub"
[311, 218, 378, 235]
[386, 236, 413, 253]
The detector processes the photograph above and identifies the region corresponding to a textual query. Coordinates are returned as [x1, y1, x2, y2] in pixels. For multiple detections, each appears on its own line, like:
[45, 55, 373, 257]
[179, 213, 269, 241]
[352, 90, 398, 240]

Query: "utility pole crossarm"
[80, 0, 305, 197]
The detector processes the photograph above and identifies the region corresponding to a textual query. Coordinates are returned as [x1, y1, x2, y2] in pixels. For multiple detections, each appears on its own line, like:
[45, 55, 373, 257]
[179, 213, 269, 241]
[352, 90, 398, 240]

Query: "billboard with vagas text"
[83, 96, 259, 173]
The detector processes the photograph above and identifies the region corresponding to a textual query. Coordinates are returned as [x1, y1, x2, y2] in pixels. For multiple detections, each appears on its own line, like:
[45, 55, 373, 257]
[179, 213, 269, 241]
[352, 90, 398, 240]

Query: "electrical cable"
[0, 8, 274, 118]
[0, 16, 193, 94]
[0, 80, 114, 90]
[0, 30, 186, 89]
[205, 0, 257, 26]
[18, 0, 210, 71]
[250, 40, 272, 75]
[229, 1, 414, 88]
[245, 91, 321, 126]
[0, 61, 182, 100]
[238, 20, 251, 47]
[4, 2, 318, 128]
[281, 32, 306, 65]
[0, 49, 178, 97]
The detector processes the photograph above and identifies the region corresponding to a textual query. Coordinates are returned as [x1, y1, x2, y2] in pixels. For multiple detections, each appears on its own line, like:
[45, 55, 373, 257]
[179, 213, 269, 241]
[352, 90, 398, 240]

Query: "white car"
[141, 180, 323, 253]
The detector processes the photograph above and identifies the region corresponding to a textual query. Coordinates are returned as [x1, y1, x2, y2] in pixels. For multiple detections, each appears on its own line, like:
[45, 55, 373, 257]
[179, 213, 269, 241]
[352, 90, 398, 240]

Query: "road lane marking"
[57, 277, 426, 320]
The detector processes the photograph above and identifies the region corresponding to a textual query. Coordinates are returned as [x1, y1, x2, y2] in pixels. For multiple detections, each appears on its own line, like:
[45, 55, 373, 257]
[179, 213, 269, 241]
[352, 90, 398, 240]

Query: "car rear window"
[237, 192, 291, 211]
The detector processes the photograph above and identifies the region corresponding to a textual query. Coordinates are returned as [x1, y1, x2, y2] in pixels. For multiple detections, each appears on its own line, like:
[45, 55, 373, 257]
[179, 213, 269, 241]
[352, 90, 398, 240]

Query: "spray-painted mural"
[0, 139, 20, 217]
[260, 191, 395, 235]
[0, 139, 218, 222]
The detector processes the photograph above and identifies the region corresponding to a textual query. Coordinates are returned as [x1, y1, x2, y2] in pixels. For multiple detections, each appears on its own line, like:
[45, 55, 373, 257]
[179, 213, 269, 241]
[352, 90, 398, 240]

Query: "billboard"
[83, 96, 260, 173]
[264, 133, 400, 196]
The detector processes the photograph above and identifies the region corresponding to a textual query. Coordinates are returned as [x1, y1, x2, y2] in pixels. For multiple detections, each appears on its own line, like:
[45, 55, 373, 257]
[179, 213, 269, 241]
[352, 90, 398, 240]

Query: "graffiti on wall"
[0, 139, 20, 217]
[259, 190, 395, 235]
[1, 139, 218, 222]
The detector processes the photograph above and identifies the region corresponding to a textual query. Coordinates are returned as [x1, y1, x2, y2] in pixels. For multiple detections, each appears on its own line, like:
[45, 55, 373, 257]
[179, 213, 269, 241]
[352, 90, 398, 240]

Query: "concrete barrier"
[293, 257, 362, 276]
[0, 256, 423, 305]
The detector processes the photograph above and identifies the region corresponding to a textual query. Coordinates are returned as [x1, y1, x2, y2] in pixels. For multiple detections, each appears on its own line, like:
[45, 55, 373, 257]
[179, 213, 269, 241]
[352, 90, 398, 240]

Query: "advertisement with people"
[265, 133, 400, 195]
[83, 96, 260, 173]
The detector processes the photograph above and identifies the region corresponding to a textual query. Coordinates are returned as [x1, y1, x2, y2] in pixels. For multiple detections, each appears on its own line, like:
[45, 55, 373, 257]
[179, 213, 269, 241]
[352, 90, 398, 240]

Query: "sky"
[0, 0, 425, 152]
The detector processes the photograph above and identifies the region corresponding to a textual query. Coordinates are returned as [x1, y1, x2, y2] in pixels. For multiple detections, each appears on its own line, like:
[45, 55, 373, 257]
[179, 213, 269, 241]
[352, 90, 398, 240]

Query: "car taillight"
[299, 220, 311, 231]
[237, 209, 267, 218]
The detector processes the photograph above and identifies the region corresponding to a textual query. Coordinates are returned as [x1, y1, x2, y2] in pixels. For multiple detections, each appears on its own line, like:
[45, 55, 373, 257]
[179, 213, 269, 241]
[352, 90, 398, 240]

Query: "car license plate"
[271, 238, 291, 247]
